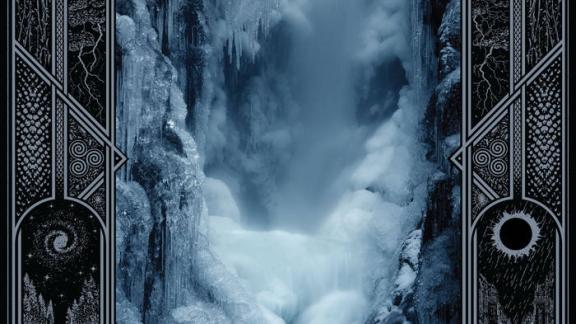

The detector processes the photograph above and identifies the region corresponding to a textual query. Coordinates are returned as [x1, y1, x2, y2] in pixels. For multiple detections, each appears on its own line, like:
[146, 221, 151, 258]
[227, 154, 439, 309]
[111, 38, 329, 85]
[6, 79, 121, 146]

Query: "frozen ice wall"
[116, 0, 206, 320]
[116, 0, 274, 322]
[114, 0, 457, 322]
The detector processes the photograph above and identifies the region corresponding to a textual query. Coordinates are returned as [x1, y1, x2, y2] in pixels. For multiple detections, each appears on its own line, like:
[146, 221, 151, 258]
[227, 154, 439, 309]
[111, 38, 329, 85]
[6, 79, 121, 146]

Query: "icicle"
[409, 0, 436, 108]
[205, 0, 280, 70]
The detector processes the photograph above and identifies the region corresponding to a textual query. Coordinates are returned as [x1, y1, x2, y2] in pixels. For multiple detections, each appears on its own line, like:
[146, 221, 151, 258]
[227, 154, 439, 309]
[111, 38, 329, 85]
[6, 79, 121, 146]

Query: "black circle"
[499, 217, 532, 250]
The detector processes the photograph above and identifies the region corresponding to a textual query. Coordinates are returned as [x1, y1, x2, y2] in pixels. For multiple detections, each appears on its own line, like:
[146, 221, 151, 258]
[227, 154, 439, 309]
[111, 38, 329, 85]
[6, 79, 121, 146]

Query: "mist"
[114, 0, 436, 321]
[195, 0, 432, 322]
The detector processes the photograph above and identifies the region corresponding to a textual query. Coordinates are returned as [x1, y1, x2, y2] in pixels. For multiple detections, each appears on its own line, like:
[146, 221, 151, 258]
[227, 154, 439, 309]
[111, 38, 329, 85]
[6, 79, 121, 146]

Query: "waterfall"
[115, 0, 440, 322]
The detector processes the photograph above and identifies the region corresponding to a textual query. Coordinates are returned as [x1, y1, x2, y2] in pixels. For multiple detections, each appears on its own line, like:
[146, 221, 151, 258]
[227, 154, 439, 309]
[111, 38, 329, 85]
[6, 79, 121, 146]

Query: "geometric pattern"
[471, 113, 510, 199]
[453, 0, 567, 322]
[67, 115, 106, 199]
[7, 0, 126, 322]
[525, 58, 563, 219]
[14, 57, 53, 217]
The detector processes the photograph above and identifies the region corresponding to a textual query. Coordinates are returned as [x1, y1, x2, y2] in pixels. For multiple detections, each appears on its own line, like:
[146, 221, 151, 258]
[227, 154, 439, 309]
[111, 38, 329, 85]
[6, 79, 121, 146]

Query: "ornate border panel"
[7, 0, 125, 322]
[453, 0, 568, 322]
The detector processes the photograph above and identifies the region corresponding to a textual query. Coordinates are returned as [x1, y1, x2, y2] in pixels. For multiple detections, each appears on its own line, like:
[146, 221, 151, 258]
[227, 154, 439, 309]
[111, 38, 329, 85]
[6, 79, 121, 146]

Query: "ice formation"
[115, 0, 460, 322]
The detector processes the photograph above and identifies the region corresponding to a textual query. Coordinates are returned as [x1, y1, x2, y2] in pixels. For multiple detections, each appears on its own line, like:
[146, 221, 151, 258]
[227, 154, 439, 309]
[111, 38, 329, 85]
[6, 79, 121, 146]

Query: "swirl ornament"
[68, 138, 104, 179]
[66, 119, 108, 198]
[474, 144, 508, 178]
[70, 159, 88, 176]
[492, 211, 541, 259]
[86, 149, 104, 167]
[490, 139, 508, 158]
[473, 149, 491, 167]
[69, 140, 87, 158]
[489, 158, 508, 177]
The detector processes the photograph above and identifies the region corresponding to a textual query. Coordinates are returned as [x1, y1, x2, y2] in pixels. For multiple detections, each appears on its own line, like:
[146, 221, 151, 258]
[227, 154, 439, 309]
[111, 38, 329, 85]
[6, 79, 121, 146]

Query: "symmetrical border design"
[454, 0, 568, 322]
[6, 0, 124, 322]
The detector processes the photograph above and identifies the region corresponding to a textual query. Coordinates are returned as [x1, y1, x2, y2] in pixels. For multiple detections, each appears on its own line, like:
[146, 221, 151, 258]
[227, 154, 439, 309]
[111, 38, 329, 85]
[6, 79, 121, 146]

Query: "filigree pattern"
[459, 0, 566, 322]
[15, 57, 52, 216]
[471, 0, 509, 126]
[525, 58, 562, 218]
[67, 117, 105, 198]
[10, 0, 119, 322]
[55, 0, 65, 81]
[15, 0, 51, 68]
[512, 0, 522, 83]
[86, 185, 106, 222]
[471, 183, 492, 219]
[525, 0, 562, 71]
[476, 201, 555, 323]
[68, 0, 107, 126]
[512, 100, 522, 193]
[472, 114, 510, 197]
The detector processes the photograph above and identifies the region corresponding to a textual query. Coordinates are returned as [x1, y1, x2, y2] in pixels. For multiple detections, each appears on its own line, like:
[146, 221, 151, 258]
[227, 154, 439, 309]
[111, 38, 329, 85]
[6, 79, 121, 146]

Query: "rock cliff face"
[416, 1, 461, 322]
[366, 0, 462, 323]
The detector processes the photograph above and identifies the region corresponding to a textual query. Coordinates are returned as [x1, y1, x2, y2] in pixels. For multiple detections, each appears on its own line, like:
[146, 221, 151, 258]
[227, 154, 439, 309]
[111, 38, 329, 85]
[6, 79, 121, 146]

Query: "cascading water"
[115, 0, 439, 322]
[196, 0, 433, 322]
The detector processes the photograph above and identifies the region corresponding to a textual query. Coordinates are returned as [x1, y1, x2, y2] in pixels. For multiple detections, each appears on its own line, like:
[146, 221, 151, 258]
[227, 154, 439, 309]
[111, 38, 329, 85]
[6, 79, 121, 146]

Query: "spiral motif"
[489, 158, 507, 177]
[69, 140, 87, 158]
[70, 159, 88, 176]
[45, 229, 77, 256]
[86, 149, 104, 167]
[25, 202, 95, 270]
[68, 140, 103, 180]
[473, 149, 491, 167]
[490, 139, 508, 158]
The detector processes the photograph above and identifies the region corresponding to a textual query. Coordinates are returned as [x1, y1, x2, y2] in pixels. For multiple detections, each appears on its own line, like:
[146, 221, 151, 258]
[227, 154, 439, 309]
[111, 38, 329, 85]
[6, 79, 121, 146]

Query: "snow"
[394, 230, 422, 293]
[368, 230, 422, 323]
[208, 215, 372, 323]
[295, 291, 368, 324]
[171, 302, 229, 324]
[350, 87, 430, 205]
